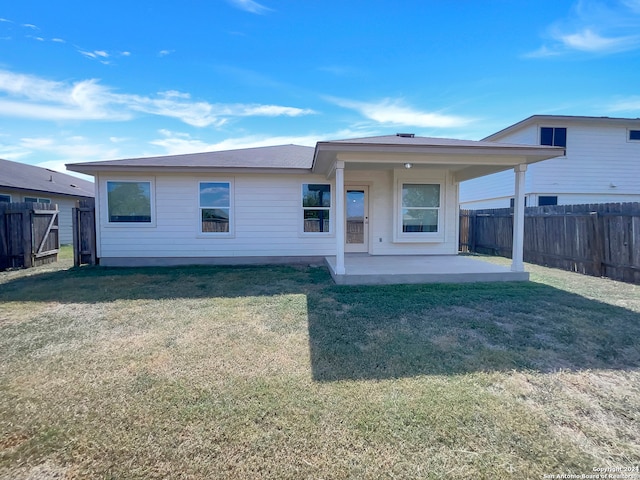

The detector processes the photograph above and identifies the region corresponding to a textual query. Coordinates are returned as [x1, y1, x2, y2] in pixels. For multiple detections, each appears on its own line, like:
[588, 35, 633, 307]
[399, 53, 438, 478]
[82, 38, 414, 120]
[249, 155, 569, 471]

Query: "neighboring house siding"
[0, 189, 80, 244]
[50, 197, 78, 245]
[95, 170, 460, 261]
[460, 119, 640, 208]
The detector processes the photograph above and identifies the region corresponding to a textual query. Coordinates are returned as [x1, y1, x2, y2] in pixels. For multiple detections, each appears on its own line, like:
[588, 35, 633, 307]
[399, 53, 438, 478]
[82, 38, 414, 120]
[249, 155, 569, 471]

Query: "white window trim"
[103, 178, 156, 228]
[300, 183, 334, 237]
[197, 179, 235, 238]
[0, 194, 11, 202]
[393, 178, 445, 243]
[628, 128, 640, 142]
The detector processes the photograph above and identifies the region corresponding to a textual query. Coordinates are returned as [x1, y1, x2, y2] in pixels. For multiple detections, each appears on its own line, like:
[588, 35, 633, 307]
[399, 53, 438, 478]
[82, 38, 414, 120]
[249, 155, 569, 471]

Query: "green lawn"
[1, 256, 639, 479]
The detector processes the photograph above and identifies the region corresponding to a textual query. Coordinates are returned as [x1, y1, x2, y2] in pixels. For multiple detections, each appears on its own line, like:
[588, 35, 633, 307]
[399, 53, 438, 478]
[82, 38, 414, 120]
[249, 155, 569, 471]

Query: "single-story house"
[460, 115, 640, 209]
[1, 158, 95, 245]
[67, 134, 563, 284]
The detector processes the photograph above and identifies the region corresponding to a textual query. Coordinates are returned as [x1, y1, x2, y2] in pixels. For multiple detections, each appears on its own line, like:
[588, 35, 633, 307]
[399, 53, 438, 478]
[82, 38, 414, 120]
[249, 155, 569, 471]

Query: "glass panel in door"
[346, 187, 368, 252]
[346, 190, 364, 245]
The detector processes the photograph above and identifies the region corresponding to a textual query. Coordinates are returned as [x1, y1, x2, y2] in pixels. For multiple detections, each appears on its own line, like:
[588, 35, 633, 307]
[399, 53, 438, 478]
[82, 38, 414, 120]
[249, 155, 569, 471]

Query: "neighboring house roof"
[68, 145, 315, 173]
[484, 115, 640, 141]
[0, 158, 95, 198]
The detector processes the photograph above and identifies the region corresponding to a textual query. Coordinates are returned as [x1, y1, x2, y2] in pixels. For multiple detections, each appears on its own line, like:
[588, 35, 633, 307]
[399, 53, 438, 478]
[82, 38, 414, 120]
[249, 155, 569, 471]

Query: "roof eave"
[66, 164, 313, 176]
[311, 142, 564, 174]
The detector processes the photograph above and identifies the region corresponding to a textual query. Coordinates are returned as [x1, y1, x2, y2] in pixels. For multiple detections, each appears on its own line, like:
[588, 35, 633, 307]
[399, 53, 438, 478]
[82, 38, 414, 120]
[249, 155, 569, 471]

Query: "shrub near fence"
[460, 203, 640, 284]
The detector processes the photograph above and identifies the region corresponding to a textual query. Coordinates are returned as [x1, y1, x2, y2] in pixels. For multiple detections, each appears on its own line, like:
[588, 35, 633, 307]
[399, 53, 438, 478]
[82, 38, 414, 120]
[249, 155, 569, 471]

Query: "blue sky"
[1, 0, 639, 178]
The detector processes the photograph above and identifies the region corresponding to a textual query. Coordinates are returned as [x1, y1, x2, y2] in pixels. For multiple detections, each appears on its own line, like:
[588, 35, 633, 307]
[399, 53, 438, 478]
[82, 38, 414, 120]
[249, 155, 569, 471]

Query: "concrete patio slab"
[325, 254, 529, 285]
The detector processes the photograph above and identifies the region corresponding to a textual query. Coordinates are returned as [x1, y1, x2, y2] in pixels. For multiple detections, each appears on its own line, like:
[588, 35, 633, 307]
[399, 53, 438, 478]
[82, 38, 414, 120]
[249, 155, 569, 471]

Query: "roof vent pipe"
[396, 133, 415, 138]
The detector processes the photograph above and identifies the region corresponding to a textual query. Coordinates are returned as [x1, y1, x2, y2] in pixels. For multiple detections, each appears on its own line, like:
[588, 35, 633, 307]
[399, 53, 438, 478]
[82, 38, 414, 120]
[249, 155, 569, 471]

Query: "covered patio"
[325, 254, 528, 285]
[312, 135, 565, 285]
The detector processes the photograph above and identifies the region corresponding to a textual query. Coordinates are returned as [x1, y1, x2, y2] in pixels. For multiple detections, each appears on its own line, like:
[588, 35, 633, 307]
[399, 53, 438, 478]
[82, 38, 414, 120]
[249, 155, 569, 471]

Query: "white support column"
[511, 164, 527, 272]
[335, 161, 346, 275]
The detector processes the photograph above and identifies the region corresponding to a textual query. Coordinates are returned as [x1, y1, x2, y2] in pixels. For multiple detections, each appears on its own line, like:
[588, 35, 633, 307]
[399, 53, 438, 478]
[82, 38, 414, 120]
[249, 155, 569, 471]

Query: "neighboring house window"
[107, 181, 152, 223]
[538, 196, 558, 206]
[629, 130, 640, 141]
[199, 181, 232, 234]
[0, 194, 10, 202]
[510, 197, 528, 208]
[24, 196, 51, 204]
[401, 183, 440, 233]
[540, 127, 567, 148]
[303, 184, 331, 233]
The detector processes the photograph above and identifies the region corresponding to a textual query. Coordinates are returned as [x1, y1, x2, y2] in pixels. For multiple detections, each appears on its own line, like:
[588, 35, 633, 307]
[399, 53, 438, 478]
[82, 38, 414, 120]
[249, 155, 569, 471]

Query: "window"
[24, 196, 50, 204]
[303, 184, 331, 233]
[0, 194, 10, 202]
[540, 127, 567, 148]
[538, 195, 558, 206]
[629, 130, 640, 141]
[401, 183, 440, 233]
[199, 182, 231, 234]
[107, 181, 152, 223]
[510, 197, 528, 208]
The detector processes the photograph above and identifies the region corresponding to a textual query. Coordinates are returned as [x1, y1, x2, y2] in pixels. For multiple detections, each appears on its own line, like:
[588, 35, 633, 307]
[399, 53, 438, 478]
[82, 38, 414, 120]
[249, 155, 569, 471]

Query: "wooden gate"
[72, 199, 97, 266]
[0, 202, 59, 270]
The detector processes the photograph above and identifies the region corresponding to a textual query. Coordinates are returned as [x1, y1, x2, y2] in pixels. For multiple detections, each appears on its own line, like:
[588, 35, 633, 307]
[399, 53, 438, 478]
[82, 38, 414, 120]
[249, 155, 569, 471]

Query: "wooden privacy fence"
[0, 202, 59, 270]
[72, 199, 97, 266]
[460, 203, 640, 283]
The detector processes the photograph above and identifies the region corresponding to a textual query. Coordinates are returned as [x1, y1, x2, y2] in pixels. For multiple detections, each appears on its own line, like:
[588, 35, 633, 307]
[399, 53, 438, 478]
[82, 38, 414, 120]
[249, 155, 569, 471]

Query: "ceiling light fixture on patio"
[404, 163, 412, 169]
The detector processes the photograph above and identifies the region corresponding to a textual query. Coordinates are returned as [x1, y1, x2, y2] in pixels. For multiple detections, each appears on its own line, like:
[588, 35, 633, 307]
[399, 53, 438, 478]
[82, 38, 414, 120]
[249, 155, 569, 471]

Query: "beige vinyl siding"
[96, 169, 461, 261]
[97, 173, 337, 259]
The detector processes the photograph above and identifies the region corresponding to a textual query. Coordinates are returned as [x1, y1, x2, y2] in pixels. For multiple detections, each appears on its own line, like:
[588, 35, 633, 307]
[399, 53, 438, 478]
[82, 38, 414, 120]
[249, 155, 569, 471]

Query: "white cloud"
[239, 104, 315, 116]
[150, 129, 319, 155]
[22, 23, 39, 30]
[3, 135, 119, 180]
[20, 135, 119, 160]
[0, 69, 316, 127]
[77, 49, 130, 64]
[149, 128, 378, 156]
[527, 0, 640, 57]
[326, 97, 471, 128]
[608, 96, 640, 111]
[158, 49, 175, 57]
[226, 0, 272, 14]
[560, 28, 640, 52]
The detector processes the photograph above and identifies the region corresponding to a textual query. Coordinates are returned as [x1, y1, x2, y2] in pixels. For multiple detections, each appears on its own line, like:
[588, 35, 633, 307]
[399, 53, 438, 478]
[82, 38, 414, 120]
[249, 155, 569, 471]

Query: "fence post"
[21, 208, 33, 268]
[470, 211, 477, 253]
[72, 205, 80, 267]
[591, 212, 604, 277]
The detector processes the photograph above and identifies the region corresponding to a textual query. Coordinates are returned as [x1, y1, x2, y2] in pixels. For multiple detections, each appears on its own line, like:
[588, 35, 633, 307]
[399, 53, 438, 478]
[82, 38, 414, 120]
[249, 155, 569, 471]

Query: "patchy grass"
[0, 258, 639, 479]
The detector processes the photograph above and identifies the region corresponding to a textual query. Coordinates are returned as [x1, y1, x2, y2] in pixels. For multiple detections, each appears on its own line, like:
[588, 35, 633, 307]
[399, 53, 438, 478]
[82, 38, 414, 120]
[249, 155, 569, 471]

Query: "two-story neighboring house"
[459, 115, 640, 209]
[0, 158, 95, 245]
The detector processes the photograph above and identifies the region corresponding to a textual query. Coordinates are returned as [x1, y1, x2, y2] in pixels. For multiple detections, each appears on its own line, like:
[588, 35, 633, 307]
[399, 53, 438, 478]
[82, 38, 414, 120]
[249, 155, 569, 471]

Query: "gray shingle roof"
[68, 144, 315, 171]
[323, 134, 545, 149]
[0, 158, 94, 198]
